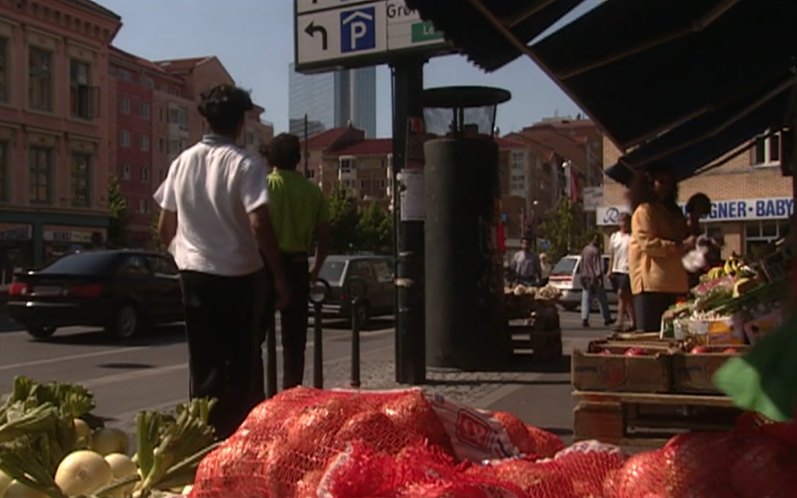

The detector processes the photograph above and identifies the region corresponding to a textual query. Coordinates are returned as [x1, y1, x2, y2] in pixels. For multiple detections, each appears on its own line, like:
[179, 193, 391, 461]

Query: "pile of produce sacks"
[189, 387, 797, 498]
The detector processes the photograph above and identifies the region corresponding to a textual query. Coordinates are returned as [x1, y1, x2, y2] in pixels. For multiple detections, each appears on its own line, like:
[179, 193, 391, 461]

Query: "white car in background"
[548, 254, 618, 312]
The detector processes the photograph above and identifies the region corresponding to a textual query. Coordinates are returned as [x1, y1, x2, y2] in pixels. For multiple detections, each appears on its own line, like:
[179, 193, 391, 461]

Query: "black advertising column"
[422, 87, 512, 371]
[392, 57, 426, 385]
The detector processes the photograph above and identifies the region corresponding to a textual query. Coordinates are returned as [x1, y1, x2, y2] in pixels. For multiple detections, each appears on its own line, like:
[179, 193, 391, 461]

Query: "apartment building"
[0, 0, 121, 277]
[108, 54, 274, 247]
[599, 132, 792, 257]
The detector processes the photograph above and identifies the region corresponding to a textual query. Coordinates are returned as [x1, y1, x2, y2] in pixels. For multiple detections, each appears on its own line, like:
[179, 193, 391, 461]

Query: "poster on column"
[400, 169, 424, 221]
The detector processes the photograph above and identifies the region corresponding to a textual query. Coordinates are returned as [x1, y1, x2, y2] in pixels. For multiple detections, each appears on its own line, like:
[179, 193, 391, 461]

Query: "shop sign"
[43, 230, 94, 243]
[0, 224, 32, 241]
[596, 197, 795, 226]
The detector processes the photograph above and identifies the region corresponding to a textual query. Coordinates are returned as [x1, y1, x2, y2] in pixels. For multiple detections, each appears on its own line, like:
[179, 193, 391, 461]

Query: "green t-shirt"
[267, 169, 330, 253]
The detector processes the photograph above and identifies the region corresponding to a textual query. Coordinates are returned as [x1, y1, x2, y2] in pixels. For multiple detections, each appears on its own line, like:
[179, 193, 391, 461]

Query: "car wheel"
[27, 326, 56, 339]
[560, 303, 578, 312]
[110, 303, 139, 339]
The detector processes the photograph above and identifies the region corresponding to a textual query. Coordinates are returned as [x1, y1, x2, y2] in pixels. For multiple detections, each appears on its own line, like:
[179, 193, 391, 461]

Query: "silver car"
[547, 254, 618, 312]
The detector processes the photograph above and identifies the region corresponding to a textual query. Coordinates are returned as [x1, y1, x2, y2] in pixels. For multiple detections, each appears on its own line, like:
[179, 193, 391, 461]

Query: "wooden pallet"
[573, 390, 741, 447]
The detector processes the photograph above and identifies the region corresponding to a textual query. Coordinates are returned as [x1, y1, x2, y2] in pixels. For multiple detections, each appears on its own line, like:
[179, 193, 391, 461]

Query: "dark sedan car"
[312, 255, 395, 325]
[6, 250, 183, 340]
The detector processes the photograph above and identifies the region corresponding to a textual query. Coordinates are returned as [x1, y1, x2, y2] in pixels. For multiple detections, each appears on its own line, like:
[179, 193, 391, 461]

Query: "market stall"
[572, 242, 791, 445]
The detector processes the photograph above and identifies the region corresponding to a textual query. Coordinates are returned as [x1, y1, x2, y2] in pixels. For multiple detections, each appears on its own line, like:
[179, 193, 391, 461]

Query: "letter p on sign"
[341, 7, 376, 53]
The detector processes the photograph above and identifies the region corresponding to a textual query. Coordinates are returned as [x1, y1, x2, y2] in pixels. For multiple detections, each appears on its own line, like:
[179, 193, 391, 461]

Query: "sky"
[96, 0, 600, 137]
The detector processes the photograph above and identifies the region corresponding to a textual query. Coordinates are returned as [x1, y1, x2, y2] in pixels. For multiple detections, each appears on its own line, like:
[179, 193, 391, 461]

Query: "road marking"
[102, 345, 396, 422]
[82, 363, 188, 388]
[0, 346, 149, 372]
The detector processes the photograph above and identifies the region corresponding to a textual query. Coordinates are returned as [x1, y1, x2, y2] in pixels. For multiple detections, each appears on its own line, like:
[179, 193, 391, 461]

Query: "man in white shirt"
[154, 84, 289, 439]
[608, 213, 636, 332]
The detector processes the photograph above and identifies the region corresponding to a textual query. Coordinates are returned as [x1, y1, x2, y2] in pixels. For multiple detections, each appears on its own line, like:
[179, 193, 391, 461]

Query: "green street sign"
[411, 21, 443, 43]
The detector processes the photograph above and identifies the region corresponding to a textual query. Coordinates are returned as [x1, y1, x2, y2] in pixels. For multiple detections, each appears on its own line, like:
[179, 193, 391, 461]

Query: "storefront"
[0, 223, 34, 285]
[42, 225, 105, 264]
[596, 196, 794, 257]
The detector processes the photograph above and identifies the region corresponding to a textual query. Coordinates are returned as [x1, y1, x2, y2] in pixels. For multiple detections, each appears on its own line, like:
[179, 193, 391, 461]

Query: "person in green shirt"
[260, 133, 331, 389]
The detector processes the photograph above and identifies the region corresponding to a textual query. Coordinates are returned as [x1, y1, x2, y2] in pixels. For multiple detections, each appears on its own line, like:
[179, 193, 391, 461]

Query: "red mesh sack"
[728, 432, 797, 498]
[398, 480, 526, 498]
[382, 389, 454, 453]
[467, 458, 575, 498]
[736, 411, 797, 451]
[610, 449, 671, 498]
[525, 424, 565, 458]
[492, 411, 534, 455]
[553, 441, 625, 497]
[315, 441, 399, 498]
[191, 388, 455, 498]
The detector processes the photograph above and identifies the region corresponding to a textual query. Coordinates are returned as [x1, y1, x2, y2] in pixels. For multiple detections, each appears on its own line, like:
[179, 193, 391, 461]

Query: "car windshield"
[319, 260, 346, 284]
[40, 252, 120, 276]
[551, 257, 578, 276]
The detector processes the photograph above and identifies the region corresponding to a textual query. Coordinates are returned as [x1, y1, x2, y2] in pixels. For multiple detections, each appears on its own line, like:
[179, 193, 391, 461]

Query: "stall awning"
[404, 0, 583, 72]
[409, 0, 797, 183]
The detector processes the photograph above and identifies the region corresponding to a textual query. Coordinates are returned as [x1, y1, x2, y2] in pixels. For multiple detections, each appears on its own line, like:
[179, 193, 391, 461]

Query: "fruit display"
[0, 376, 217, 498]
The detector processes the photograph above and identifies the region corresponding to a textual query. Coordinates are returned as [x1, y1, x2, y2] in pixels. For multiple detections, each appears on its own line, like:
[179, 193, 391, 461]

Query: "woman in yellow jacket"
[628, 165, 689, 332]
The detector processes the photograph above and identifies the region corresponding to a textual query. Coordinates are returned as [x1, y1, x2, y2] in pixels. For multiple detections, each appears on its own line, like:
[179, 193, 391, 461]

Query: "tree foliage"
[538, 198, 598, 261]
[327, 183, 394, 254]
[328, 183, 361, 253]
[107, 177, 130, 248]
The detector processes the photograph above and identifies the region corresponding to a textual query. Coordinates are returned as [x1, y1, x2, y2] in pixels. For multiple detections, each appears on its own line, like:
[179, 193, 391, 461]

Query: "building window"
[69, 59, 97, 119]
[159, 138, 164, 152]
[120, 130, 130, 147]
[339, 157, 355, 173]
[70, 152, 91, 207]
[29, 47, 53, 111]
[139, 199, 149, 214]
[0, 141, 7, 201]
[0, 38, 8, 103]
[159, 108, 164, 122]
[121, 163, 130, 180]
[120, 96, 131, 114]
[29, 147, 52, 204]
[753, 131, 781, 167]
[140, 167, 150, 183]
[169, 106, 188, 130]
[140, 135, 150, 151]
[360, 179, 367, 189]
[141, 102, 151, 119]
[168, 139, 179, 154]
[306, 169, 316, 179]
[746, 220, 788, 257]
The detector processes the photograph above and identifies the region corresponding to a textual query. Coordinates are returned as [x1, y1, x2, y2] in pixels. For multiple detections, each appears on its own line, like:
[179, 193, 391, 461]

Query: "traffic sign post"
[294, 0, 452, 73]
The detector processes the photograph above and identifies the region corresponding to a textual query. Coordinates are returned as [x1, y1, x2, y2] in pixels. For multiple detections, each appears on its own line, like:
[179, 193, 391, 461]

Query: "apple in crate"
[624, 347, 647, 356]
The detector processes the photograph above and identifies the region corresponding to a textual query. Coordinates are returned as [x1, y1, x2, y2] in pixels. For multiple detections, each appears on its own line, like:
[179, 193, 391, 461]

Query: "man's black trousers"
[179, 270, 264, 439]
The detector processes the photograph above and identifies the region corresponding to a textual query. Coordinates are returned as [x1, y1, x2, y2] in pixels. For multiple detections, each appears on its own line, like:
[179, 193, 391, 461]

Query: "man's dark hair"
[686, 192, 712, 215]
[197, 84, 253, 136]
[261, 133, 301, 170]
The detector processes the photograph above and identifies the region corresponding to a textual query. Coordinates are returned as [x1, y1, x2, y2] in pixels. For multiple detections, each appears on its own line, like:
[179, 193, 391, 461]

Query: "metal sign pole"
[391, 56, 426, 385]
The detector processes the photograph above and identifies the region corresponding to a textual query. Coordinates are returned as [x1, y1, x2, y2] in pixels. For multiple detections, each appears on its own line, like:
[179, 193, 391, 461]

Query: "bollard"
[346, 276, 366, 389]
[309, 279, 329, 389]
[350, 296, 361, 388]
[265, 312, 277, 398]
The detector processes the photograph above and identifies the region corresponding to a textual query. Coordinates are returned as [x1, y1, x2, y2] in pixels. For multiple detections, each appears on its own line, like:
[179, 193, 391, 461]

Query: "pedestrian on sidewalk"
[260, 133, 331, 389]
[154, 84, 289, 439]
[509, 235, 542, 286]
[628, 164, 689, 332]
[579, 234, 614, 328]
[608, 213, 636, 332]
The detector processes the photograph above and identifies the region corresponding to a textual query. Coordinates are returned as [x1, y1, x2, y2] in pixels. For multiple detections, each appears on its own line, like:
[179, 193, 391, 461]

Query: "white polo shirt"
[609, 230, 631, 274]
[153, 135, 268, 276]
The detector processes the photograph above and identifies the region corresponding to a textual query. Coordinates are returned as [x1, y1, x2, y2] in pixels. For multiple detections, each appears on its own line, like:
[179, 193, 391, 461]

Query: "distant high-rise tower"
[289, 64, 377, 138]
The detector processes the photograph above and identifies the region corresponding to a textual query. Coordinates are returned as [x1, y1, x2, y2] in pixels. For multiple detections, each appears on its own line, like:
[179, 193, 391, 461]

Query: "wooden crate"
[572, 347, 673, 393]
[511, 325, 562, 361]
[573, 390, 741, 447]
[671, 349, 744, 394]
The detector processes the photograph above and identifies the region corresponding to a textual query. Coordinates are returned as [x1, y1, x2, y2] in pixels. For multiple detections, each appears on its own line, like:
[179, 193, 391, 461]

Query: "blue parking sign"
[341, 7, 376, 53]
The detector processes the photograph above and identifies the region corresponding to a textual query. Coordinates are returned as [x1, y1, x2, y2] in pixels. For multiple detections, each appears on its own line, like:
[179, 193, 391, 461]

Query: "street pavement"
[0, 309, 611, 442]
